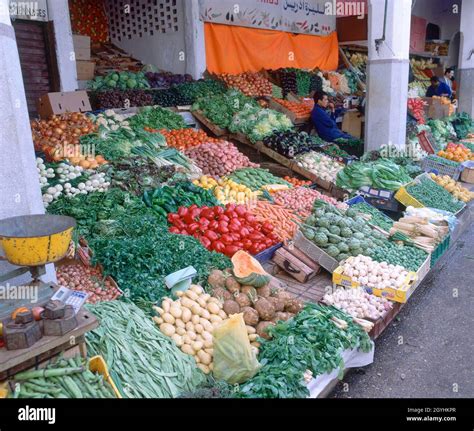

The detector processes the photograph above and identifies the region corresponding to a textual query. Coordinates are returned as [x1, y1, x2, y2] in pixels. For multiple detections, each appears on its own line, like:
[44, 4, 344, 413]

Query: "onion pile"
[56, 263, 122, 303]
[185, 141, 258, 177]
[218, 72, 273, 97]
[30, 113, 99, 165]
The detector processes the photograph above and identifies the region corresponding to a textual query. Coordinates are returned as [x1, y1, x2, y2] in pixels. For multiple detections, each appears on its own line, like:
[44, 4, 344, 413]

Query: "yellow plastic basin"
[0, 215, 76, 266]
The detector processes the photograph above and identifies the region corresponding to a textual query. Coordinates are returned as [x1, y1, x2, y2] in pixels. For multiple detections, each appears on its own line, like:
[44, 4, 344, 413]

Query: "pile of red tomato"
[168, 204, 279, 257]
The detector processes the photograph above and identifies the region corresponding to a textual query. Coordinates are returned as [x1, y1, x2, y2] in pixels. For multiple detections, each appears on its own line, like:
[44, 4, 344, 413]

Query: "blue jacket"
[311, 105, 352, 142]
[426, 82, 452, 97]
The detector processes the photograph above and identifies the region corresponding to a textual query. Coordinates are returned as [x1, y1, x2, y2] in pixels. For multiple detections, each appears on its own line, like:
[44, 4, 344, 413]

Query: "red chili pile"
[168, 204, 279, 257]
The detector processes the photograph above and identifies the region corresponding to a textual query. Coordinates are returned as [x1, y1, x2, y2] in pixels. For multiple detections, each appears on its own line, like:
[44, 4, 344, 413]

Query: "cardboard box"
[76, 60, 95, 80]
[37, 91, 92, 119]
[73, 35, 91, 61]
[342, 111, 364, 138]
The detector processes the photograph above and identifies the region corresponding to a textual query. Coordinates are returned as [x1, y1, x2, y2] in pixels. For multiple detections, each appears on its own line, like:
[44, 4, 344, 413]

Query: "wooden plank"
[0, 337, 85, 381]
[0, 309, 98, 373]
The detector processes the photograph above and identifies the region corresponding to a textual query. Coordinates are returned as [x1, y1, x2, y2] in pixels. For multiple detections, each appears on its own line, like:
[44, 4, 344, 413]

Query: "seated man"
[426, 76, 452, 98]
[311, 91, 354, 142]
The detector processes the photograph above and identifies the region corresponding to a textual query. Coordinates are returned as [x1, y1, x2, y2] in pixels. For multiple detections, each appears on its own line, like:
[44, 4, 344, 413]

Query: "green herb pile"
[86, 301, 205, 398]
[143, 181, 220, 218]
[336, 159, 412, 191]
[237, 303, 372, 398]
[449, 112, 474, 140]
[192, 89, 257, 128]
[424, 119, 457, 149]
[103, 158, 178, 196]
[406, 176, 465, 213]
[175, 79, 226, 103]
[129, 106, 186, 130]
[351, 202, 394, 232]
[47, 189, 158, 240]
[89, 225, 230, 307]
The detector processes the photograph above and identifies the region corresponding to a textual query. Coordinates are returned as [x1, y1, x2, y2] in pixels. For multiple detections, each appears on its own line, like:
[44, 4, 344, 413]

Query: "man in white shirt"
[440, 68, 455, 97]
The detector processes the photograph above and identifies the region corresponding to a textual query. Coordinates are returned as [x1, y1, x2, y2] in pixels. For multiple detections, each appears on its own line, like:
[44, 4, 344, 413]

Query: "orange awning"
[205, 23, 339, 74]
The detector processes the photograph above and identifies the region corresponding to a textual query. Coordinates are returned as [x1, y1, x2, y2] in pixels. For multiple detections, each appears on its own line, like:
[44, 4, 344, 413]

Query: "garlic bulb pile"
[341, 255, 410, 290]
[323, 287, 392, 320]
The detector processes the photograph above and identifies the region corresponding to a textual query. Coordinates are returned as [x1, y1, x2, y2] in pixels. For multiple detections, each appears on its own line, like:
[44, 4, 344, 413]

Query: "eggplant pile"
[263, 131, 317, 159]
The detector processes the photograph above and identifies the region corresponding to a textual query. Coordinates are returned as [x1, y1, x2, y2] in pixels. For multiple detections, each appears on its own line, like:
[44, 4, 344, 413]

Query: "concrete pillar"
[183, 0, 206, 79]
[0, 0, 55, 282]
[47, 0, 77, 91]
[458, 0, 474, 116]
[365, 0, 412, 151]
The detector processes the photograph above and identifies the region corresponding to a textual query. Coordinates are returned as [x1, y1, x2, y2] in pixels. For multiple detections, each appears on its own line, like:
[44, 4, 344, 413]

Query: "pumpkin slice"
[231, 250, 270, 288]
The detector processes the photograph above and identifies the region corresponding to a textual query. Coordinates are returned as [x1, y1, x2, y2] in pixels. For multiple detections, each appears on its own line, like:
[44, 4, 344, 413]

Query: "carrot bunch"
[273, 98, 314, 118]
[248, 200, 301, 243]
[158, 128, 221, 151]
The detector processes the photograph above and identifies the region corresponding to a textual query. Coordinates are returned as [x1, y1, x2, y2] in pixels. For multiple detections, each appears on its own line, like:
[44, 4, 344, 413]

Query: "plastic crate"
[394, 186, 424, 208]
[255, 243, 283, 264]
[430, 235, 450, 268]
[421, 155, 463, 180]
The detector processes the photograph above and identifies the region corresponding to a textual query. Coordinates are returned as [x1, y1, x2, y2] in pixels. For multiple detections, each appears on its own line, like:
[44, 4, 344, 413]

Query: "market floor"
[331, 220, 474, 398]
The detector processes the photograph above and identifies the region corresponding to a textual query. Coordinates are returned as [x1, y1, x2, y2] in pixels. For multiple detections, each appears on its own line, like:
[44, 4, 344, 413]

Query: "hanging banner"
[199, 0, 337, 35]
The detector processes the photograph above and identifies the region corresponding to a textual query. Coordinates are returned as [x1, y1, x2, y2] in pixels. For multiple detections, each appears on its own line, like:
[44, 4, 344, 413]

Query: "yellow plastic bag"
[213, 313, 260, 384]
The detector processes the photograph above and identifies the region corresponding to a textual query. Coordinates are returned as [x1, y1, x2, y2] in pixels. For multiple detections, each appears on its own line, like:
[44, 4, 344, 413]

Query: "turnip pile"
[185, 141, 258, 177]
[152, 284, 228, 375]
[323, 287, 392, 321]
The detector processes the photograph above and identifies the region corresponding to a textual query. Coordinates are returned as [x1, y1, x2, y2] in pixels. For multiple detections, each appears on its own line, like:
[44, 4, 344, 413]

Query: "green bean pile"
[86, 301, 205, 398]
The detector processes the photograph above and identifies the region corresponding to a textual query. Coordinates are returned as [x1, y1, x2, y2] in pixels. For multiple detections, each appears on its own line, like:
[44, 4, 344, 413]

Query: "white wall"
[106, 0, 187, 74]
[48, 0, 78, 91]
[411, 0, 461, 40]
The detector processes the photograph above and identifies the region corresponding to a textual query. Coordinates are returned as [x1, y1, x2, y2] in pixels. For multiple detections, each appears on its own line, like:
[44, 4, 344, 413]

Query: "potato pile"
[152, 284, 227, 375]
[208, 269, 303, 342]
[431, 174, 474, 203]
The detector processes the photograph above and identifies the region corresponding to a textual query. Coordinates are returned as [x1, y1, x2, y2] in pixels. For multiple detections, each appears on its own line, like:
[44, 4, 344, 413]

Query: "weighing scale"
[0, 214, 76, 320]
[0, 214, 98, 379]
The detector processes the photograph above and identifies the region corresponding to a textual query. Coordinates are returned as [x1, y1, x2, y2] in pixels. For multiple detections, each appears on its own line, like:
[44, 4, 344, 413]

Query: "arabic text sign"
[199, 0, 336, 35]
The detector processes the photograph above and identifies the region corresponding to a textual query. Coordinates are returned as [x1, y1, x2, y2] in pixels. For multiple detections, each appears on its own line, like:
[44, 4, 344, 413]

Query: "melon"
[231, 250, 270, 288]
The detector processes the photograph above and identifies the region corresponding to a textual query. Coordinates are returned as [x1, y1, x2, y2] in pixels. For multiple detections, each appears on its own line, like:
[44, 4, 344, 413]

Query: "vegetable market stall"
[6, 56, 474, 399]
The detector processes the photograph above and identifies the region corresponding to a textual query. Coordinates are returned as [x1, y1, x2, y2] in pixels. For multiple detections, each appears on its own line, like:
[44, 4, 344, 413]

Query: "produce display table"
[0, 309, 98, 380]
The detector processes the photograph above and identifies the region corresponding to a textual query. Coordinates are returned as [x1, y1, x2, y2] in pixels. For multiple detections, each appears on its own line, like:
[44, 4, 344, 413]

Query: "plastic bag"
[212, 314, 260, 384]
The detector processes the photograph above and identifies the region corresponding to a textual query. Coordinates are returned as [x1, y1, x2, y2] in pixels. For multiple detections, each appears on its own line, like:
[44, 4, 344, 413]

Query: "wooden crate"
[272, 246, 320, 283]
[267, 98, 310, 125]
